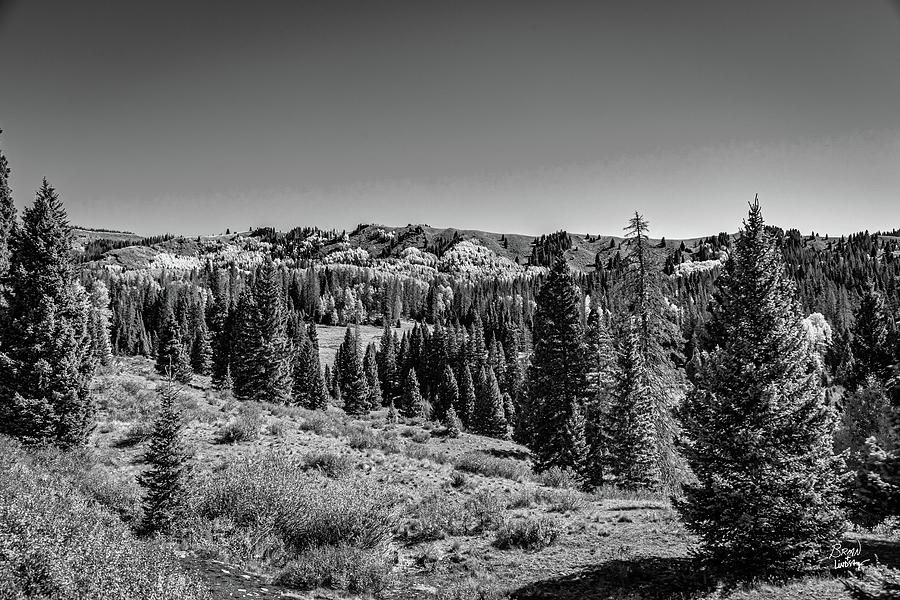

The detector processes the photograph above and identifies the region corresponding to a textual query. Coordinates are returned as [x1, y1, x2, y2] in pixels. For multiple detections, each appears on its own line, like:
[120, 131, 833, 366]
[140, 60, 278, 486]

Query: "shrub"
[534, 466, 580, 489]
[275, 544, 392, 595]
[299, 412, 345, 437]
[188, 451, 398, 562]
[449, 471, 469, 489]
[112, 420, 154, 448]
[0, 436, 210, 600]
[214, 413, 261, 444]
[403, 490, 504, 541]
[453, 451, 530, 482]
[411, 431, 431, 443]
[266, 420, 286, 436]
[493, 516, 561, 551]
[303, 451, 355, 479]
[28, 446, 143, 524]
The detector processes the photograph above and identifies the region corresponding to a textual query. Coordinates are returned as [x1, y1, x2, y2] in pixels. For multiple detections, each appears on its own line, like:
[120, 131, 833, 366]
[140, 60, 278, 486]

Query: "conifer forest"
[2, 2, 900, 599]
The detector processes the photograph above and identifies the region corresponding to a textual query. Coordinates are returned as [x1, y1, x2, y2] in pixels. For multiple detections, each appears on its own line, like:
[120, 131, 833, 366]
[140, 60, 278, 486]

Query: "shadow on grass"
[510, 555, 716, 600]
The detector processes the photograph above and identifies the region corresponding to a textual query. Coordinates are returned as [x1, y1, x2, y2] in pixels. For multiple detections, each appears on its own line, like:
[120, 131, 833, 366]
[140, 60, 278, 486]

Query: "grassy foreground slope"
[68, 357, 898, 599]
[2, 355, 897, 599]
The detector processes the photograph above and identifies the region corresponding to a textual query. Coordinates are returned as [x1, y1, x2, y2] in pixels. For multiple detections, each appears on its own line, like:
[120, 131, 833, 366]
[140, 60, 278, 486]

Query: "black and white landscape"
[1, 2, 899, 599]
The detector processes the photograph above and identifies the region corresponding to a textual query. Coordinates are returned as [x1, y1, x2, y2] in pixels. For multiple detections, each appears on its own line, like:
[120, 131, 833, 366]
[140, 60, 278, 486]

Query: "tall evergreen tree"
[852, 406, 900, 527]
[377, 320, 399, 404]
[0, 129, 15, 278]
[608, 321, 660, 490]
[0, 180, 96, 448]
[210, 294, 233, 389]
[250, 261, 293, 403]
[156, 307, 192, 384]
[400, 368, 425, 419]
[231, 262, 292, 403]
[526, 257, 591, 474]
[457, 364, 477, 428]
[189, 306, 213, 376]
[435, 364, 459, 422]
[363, 343, 383, 409]
[676, 199, 845, 576]
[845, 281, 892, 389]
[475, 366, 509, 439]
[139, 378, 188, 534]
[619, 212, 682, 492]
[339, 326, 370, 415]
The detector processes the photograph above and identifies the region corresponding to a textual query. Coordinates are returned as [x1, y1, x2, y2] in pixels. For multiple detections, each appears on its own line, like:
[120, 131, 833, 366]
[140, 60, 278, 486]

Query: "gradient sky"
[1, 1, 899, 238]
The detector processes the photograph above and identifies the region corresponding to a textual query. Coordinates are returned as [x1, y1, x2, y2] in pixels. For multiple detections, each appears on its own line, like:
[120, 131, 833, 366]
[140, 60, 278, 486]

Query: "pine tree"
[0, 180, 96, 448]
[339, 326, 370, 415]
[210, 294, 233, 389]
[86, 280, 113, 366]
[139, 378, 188, 534]
[852, 407, 900, 527]
[608, 321, 660, 490]
[477, 367, 509, 439]
[444, 406, 462, 438]
[676, 199, 845, 576]
[619, 212, 682, 492]
[836, 375, 893, 471]
[0, 129, 15, 278]
[251, 261, 293, 403]
[526, 256, 591, 474]
[156, 308, 192, 384]
[845, 281, 892, 389]
[457, 364, 477, 428]
[435, 364, 459, 423]
[190, 321, 213, 376]
[400, 368, 425, 419]
[363, 343, 383, 409]
[377, 320, 399, 404]
[230, 287, 259, 400]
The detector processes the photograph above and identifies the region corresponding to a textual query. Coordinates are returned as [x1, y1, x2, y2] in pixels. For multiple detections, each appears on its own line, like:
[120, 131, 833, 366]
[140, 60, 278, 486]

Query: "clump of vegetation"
[403, 490, 505, 541]
[214, 405, 262, 444]
[275, 544, 392, 595]
[303, 451, 355, 479]
[534, 466, 580, 489]
[185, 450, 399, 591]
[493, 516, 561, 551]
[453, 451, 530, 482]
[0, 436, 210, 600]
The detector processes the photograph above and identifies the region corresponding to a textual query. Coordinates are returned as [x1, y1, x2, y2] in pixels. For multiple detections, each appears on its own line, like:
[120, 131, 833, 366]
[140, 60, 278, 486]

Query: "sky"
[0, 0, 899, 238]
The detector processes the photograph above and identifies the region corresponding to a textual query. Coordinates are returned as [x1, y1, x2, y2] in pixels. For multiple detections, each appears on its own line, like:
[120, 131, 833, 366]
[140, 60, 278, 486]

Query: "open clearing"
[79, 356, 900, 599]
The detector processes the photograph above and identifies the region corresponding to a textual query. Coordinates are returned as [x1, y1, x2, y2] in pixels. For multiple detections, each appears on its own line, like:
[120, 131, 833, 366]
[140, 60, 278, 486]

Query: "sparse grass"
[591, 484, 668, 502]
[493, 516, 561, 551]
[411, 430, 431, 443]
[507, 486, 584, 512]
[452, 451, 530, 482]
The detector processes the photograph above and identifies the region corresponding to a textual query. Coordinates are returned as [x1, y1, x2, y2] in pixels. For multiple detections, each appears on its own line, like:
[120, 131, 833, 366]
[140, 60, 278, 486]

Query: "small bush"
[303, 451, 354, 479]
[403, 490, 504, 541]
[404, 444, 449, 463]
[545, 488, 584, 513]
[493, 516, 561, 551]
[266, 420, 286, 436]
[299, 412, 345, 437]
[275, 544, 392, 594]
[411, 431, 431, 443]
[112, 420, 153, 448]
[449, 471, 469, 489]
[453, 451, 530, 482]
[535, 466, 580, 489]
[214, 413, 261, 444]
